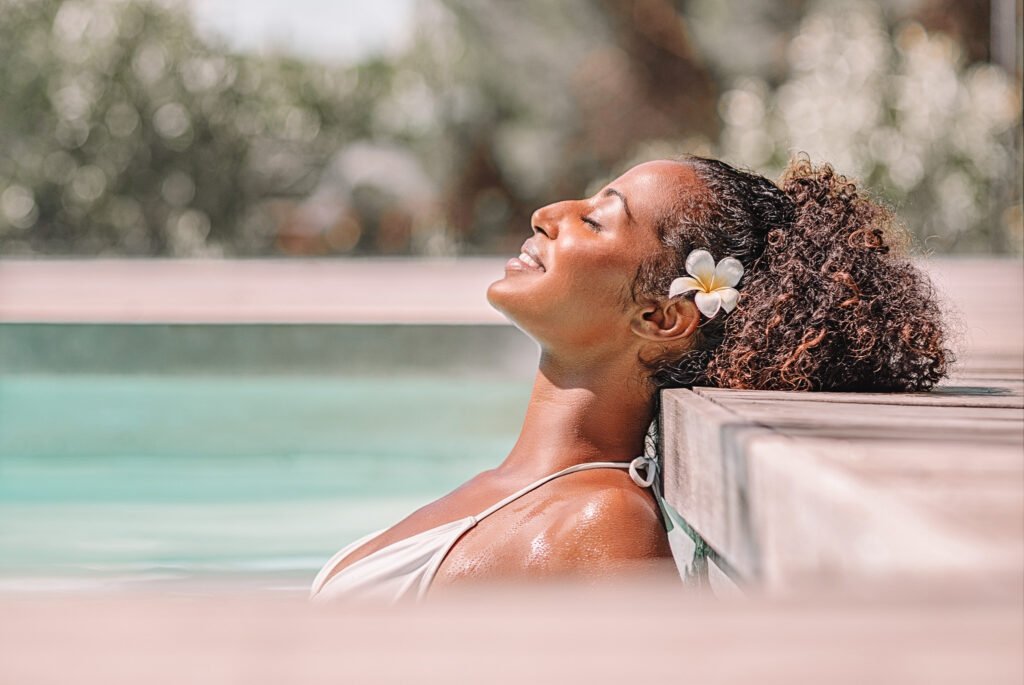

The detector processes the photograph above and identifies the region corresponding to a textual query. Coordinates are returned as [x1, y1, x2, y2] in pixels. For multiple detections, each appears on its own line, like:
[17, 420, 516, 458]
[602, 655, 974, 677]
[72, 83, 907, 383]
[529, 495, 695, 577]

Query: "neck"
[497, 347, 656, 477]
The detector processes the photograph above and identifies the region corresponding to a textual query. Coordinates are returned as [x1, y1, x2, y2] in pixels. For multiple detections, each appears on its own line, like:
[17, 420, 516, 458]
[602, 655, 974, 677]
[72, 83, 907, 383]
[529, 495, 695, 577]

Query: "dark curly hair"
[632, 153, 954, 392]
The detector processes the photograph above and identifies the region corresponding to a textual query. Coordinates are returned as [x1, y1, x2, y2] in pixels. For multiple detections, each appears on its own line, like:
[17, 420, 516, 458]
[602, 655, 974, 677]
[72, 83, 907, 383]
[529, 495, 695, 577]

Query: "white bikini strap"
[473, 455, 656, 522]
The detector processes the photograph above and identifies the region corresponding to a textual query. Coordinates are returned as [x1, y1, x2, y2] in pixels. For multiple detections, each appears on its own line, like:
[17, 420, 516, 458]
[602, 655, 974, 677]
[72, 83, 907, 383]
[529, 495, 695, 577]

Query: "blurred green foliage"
[713, 1, 1022, 253]
[0, 0, 394, 255]
[0, 0, 1020, 256]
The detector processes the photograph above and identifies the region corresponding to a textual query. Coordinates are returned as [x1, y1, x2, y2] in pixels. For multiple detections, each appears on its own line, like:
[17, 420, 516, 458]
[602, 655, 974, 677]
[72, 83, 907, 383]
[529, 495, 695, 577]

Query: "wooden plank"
[696, 393, 1023, 440]
[659, 389, 776, 579]
[760, 437, 1024, 573]
[705, 399, 1024, 427]
[692, 400, 1022, 446]
[750, 422, 1020, 444]
[761, 438, 1024, 478]
[0, 258, 512, 324]
[695, 380, 1023, 409]
[883, 481, 1024, 549]
[744, 435, 1003, 592]
[661, 388, 1024, 592]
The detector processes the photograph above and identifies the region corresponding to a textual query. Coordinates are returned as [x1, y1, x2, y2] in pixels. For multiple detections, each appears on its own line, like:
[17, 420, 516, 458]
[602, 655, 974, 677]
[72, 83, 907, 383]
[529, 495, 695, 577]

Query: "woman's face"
[487, 160, 701, 356]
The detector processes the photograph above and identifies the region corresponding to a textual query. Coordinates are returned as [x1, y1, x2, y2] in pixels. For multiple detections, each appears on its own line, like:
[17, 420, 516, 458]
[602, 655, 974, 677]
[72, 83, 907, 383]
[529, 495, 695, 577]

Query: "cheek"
[556, 240, 636, 308]
[558, 266, 626, 315]
[543, 243, 636, 334]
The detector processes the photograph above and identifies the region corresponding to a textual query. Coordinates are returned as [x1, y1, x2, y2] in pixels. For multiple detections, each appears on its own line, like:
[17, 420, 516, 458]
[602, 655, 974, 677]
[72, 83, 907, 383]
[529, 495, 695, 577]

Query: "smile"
[504, 238, 546, 274]
[505, 240, 546, 273]
[505, 254, 545, 274]
[517, 252, 543, 270]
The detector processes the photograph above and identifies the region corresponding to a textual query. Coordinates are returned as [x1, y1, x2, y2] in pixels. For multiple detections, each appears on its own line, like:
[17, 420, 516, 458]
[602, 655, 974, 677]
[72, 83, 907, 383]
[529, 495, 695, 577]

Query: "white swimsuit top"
[310, 455, 663, 604]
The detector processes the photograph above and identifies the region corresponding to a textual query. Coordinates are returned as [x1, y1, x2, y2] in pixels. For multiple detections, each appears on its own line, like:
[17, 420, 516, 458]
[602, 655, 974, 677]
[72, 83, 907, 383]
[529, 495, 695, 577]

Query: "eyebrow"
[603, 187, 633, 223]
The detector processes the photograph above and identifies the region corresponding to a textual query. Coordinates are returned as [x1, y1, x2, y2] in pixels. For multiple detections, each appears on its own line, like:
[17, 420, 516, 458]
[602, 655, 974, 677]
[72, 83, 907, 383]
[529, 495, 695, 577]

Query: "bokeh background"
[1, 0, 1021, 259]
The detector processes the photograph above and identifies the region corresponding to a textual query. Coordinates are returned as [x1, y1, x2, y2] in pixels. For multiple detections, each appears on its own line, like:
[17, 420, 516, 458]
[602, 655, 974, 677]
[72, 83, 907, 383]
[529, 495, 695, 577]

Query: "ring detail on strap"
[628, 455, 657, 488]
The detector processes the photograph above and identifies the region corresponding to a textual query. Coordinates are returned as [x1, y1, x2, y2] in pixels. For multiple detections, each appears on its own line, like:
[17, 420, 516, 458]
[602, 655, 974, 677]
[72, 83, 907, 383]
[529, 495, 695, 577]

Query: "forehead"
[606, 160, 703, 226]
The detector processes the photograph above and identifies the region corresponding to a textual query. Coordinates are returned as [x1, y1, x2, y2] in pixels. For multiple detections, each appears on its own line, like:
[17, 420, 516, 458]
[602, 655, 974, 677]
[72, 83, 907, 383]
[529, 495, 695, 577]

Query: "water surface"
[0, 373, 531, 593]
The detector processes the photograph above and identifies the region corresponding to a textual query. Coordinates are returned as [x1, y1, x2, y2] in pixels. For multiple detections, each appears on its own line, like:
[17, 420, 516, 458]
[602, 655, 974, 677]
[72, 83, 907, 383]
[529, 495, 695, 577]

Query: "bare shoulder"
[431, 472, 674, 590]
[541, 479, 670, 571]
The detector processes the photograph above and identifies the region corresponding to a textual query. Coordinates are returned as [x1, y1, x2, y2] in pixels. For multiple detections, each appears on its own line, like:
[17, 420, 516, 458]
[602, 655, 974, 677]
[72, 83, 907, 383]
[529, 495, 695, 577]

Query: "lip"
[505, 256, 544, 274]
[504, 239, 546, 275]
[519, 240, 546, 271]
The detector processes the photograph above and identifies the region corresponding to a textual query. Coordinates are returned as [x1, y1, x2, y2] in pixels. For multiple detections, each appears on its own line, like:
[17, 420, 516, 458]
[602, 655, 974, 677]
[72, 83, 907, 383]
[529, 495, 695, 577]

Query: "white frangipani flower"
[668, 249, 745, 319]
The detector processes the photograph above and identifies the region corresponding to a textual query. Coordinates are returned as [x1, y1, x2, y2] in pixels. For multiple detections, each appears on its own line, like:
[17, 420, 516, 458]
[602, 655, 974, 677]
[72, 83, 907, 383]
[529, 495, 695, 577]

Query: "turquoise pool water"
[0, 374, 531, 593]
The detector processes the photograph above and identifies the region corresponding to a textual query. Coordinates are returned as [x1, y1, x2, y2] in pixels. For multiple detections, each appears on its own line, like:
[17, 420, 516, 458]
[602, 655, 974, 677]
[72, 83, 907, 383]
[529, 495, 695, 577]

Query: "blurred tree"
[909, 0, 992, 64]
[0, 0, 392, 256]
[715, 0, 1022, 253]
[399, 0, 719, 253]
[0, 0, 1018, 256]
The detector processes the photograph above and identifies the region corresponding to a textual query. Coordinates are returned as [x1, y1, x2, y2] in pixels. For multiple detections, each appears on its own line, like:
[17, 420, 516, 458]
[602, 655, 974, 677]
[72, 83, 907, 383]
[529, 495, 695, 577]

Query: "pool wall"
[0, 323, 539, 376]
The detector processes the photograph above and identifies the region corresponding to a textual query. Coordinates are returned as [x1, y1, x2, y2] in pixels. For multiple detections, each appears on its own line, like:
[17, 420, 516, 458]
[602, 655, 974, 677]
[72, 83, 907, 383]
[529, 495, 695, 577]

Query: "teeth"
[519, 252, 541, 269]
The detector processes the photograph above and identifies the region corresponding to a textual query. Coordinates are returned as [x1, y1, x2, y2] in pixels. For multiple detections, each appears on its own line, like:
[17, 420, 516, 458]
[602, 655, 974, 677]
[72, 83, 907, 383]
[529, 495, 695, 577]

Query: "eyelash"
[581, 216, 602, 232]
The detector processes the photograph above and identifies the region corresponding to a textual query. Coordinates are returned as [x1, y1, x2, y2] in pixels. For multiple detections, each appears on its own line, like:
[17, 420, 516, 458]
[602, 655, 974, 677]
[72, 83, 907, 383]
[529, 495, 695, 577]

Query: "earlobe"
[631, 297, 700, 342]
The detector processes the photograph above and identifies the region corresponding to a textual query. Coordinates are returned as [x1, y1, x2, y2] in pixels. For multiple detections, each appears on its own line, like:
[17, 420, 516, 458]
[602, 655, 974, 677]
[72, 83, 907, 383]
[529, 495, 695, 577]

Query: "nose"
[530, 202, 563, 240]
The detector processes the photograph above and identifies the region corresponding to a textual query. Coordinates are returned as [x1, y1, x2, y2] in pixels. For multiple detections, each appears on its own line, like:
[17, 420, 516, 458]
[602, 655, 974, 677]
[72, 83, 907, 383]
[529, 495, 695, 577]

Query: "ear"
[630, 296, 701, 343]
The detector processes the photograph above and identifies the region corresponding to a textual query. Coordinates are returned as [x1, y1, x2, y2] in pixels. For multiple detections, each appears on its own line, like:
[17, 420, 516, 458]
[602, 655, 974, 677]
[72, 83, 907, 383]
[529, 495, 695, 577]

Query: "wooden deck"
[660, 258, 1024, 595]
[0, 258, 510, 324]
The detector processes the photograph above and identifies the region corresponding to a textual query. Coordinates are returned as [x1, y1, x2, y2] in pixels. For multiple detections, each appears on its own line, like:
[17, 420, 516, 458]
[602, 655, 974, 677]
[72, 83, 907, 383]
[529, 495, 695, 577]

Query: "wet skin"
[325, 161, 706, 591]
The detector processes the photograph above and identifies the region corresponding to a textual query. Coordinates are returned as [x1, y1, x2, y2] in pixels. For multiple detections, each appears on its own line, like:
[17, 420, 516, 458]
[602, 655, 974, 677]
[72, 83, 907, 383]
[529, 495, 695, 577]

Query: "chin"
[486, 276, 538, 335]
[486, 277, 514, 319]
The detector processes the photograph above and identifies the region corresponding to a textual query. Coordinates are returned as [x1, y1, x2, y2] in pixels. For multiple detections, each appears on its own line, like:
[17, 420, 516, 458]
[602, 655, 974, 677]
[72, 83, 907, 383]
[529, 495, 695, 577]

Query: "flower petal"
[712, 257, 744, 289]
[668, 276, 704, 298]
[685, 249, 715, 290]
[716, 286, 739, 312]
[694, 290, 722, 318]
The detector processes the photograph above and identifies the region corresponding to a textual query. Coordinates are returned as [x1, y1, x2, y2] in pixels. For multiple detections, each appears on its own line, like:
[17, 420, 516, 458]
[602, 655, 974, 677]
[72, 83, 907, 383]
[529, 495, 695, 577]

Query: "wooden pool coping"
[0, 257, 510, 324]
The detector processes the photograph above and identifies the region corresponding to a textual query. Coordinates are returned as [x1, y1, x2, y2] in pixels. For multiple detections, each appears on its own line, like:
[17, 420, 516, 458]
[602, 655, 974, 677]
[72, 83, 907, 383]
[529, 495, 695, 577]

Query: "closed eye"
[581, 216, 602, 232]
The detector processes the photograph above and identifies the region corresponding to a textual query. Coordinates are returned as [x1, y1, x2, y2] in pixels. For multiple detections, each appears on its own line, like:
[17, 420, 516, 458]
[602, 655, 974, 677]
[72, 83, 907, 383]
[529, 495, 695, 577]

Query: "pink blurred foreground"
[1, 580, 1021, 684]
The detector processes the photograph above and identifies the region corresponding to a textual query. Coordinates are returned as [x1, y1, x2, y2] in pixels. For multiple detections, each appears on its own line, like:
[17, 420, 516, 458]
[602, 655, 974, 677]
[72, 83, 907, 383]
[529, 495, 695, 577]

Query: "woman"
[310, 154, 952, 603]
